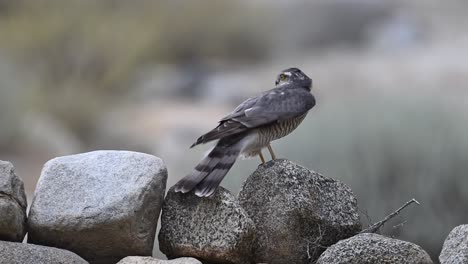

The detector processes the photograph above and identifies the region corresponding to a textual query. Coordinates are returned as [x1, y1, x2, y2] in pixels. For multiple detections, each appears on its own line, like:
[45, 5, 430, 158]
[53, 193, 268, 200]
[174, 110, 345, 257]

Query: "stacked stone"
[3, 153, 462, 264]
[0, 151, 170, 264]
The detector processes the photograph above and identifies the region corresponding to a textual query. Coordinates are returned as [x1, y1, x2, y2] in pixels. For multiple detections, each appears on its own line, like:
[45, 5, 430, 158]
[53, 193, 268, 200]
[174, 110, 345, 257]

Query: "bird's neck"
[298, 79, 312, 91]
[277, 80, 312, 91]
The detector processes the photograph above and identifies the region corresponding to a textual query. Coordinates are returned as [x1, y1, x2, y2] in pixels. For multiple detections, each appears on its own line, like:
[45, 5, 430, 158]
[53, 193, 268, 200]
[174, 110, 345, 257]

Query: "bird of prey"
[174, 67, 316, 197]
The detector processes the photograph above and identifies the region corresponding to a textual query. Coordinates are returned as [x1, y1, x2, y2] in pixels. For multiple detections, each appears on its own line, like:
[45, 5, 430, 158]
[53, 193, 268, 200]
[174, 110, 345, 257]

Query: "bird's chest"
[256, 113, 307, 146]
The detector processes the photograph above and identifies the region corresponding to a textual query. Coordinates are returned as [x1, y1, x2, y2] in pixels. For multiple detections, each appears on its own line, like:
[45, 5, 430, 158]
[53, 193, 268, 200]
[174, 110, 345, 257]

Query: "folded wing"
[191, 86, 315, 147]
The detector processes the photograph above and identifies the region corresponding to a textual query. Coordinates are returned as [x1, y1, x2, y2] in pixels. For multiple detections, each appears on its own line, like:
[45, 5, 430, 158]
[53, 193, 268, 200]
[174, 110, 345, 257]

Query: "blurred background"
[1, 0, 467, 261]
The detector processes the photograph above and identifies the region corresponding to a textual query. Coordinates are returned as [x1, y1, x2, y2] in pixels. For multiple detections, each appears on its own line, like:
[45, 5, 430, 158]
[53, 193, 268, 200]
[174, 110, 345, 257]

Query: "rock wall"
[0, 152, 462, 263]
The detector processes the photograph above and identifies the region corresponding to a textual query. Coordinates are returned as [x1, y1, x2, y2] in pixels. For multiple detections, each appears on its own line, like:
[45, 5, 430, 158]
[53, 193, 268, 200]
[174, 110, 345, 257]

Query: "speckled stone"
[158, 186, 255, 264]
[117, 256, 202, 264]
[0, 161, 27, 242]
[439, 224, 468, 264]
[28, 151, 167, 264]
[238, 159, 361, 264]
[0, 240, 88, 264]
[317, 233, 433, 264]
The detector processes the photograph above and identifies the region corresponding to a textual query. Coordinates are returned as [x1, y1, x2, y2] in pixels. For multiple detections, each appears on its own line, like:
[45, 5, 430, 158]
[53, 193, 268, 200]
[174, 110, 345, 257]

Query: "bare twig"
[392, 220, 407, 230]
[305, 224, 327, 260]
[360, 198, 420, 234]
[358, 207, 373, 227]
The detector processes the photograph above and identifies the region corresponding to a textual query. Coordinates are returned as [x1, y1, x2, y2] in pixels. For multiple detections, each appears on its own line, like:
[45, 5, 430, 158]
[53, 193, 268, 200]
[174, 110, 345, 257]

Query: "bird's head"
[275, 67, 312, 90]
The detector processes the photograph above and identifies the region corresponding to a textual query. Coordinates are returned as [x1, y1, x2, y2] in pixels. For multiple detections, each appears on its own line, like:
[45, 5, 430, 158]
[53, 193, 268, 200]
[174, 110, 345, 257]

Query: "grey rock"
[0, 240, 88, 264]
[0, 161, 27, 242]
[28, 151, 167, 264]
[159, 186, 255, 264]
[117, 256, 202, 264]
[316, 233, 433, 264]
[238, 159, 361, 264]
[439, 224, 468, 264]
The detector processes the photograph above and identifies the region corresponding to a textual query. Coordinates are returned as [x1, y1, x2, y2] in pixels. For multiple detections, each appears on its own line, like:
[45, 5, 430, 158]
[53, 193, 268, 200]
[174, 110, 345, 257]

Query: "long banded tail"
[174, 138, 242, 197]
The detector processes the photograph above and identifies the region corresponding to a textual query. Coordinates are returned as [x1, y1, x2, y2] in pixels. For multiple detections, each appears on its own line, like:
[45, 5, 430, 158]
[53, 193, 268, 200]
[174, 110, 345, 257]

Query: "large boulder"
[0, 240, 88, 264]
[117, 256, 202, 264]
[28, 151, 167, 264]
[439, 224, 468, 264]
[0, 161, 27, 242]
[316, 233, 433, 264]
[238, 159, 361, 264]
[159, 186, 255, 264]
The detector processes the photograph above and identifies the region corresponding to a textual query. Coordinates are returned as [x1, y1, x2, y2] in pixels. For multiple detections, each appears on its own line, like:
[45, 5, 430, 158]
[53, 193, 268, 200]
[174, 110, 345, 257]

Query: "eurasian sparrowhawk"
[175, 67, 315, 197]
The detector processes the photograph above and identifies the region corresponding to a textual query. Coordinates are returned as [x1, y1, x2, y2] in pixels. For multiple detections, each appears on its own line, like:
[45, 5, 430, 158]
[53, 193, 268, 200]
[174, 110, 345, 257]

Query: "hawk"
[175, 67, 315, 197]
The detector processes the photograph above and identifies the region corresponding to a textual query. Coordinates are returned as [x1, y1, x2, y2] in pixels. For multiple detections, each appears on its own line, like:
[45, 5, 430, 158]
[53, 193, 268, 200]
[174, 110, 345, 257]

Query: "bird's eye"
[279, 74, 287, 80]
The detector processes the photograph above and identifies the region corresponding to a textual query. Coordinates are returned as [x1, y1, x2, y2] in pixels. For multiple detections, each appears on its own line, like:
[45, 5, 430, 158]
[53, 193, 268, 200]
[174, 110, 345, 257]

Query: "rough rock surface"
[28, 151, 167, 264]
[0, 240, 88, 264]
[238, 159, 361, 264]
[117, 256, 202, 264]
[0, 161, 27, 242]
[439, 224, 468, 264]
[159, 186, 255, 264]
[316, 233, 433, 264]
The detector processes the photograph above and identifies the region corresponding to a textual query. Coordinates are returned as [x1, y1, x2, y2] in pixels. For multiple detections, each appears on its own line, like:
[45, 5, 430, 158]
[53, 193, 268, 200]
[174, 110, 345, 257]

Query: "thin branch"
[358, 207, 373, 227]
[360, 198, 420, 234]
[392, 220, 407, 230]
[306, 224, 327, 260]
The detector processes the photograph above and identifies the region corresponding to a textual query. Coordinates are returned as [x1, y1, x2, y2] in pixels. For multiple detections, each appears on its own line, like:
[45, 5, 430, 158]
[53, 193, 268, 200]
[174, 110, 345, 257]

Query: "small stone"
[316, 233, 433, 264]
[0, 240, 88, 264]
[238, 159, 361, 264]
[0, 161, 27, 242]
[117, 256, 202, 264]
[159, 186, 255, 264]
[439, 224, 468, 264]
[28, 151, 167, 264]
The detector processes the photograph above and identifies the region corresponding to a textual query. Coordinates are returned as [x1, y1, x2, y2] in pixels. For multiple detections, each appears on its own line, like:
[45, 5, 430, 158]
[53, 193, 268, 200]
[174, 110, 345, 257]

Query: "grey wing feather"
[190, 96, 260, 147]
[220, 96, 259, 121]
[230, 87, 315, 127]
[191, 86, 315, 147]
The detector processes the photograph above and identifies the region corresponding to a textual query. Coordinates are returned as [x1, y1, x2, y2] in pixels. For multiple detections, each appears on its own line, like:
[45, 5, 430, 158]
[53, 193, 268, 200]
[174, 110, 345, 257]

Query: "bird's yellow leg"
[267, 144, 276, 160]
[258, 151, 266, 164]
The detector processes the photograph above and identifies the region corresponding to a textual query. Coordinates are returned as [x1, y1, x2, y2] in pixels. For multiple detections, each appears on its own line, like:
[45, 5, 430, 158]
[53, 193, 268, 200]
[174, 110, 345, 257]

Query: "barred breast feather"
[240, 113, 307, 158]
